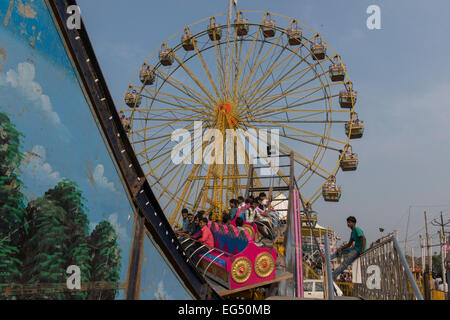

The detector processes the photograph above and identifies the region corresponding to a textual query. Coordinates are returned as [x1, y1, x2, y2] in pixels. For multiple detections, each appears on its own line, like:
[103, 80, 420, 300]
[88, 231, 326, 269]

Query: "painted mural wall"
[0, 0, 190, 300]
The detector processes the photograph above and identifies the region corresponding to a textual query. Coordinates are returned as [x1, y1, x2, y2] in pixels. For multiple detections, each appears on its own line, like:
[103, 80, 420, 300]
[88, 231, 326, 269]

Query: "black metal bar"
[46, 0, 221, 300]
[249, 186, 290, 192]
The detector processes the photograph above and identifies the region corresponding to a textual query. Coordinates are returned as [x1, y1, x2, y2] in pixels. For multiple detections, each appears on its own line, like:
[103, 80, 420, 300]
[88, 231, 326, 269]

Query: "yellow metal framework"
[120, 11, 357, 226]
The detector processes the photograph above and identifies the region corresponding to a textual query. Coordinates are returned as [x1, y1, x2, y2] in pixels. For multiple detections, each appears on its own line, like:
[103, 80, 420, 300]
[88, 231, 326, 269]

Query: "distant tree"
[432, 254, 442, 278]
[0, 112, 26, 299]
[87, 221, 121, 300]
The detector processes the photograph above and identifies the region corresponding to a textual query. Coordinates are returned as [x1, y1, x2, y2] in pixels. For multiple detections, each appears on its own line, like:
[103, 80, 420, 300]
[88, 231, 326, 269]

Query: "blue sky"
[74, 0, 450, 253]
[0, 0, 190, 299]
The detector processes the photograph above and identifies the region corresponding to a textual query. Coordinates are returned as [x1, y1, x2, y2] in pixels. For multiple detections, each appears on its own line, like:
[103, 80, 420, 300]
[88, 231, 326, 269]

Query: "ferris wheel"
[119, 10, 364, 226]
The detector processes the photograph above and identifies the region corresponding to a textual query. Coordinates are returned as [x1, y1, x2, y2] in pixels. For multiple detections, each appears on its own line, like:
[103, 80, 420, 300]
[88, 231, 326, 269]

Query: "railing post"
[323, 234, 334, 300]
[392, 236, 424, 300]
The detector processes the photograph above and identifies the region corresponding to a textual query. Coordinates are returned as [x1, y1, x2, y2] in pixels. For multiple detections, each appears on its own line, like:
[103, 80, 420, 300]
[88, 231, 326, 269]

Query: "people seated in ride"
[259, 192, 267, 202]
[175, 208, 190, 235]
[245, 200, 258, 223]
[190, 217, 214, 247]
[260, 195, 281, 228]
[222, 213, 238, 236]
[228, 199, 238, 220]
[197, 210, 207, 220]
[255, 197, 272, 226]
[186, 214, 201, 236]
[207, 212, 215, 228]
[235, 217, 251, 240]
[177, 211, 195, 237]
[255, 197, 275, 240]
[237, 196, 245, 209]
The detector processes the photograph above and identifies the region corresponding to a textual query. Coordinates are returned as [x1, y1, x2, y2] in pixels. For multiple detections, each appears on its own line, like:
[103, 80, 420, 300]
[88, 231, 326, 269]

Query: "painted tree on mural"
[87, 221, 122, 300]
[20, 197, 70, 299]
[0, 112, 122, 299]
[0, 112, 26, 299]
[44, 180, 92, 299]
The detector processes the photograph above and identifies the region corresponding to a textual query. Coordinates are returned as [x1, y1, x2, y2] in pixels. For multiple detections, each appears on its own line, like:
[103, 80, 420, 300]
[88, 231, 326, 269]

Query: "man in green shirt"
[330, 216, 366, 280]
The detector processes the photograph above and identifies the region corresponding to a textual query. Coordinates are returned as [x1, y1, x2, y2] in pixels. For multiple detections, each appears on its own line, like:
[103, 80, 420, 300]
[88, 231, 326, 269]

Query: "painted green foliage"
[88, 221, 122, 300]
[0, 112, 122, 299]
[0, 112, 26, 289]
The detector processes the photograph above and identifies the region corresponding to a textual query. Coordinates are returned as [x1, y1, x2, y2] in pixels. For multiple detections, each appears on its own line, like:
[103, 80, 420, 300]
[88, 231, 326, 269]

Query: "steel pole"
[323, 234, 334, 300]
[392, 236, 424, 300]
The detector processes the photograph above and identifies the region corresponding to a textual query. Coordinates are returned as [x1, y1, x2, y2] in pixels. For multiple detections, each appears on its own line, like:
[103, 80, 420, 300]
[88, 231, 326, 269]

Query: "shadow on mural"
[0, 111, 121, 299]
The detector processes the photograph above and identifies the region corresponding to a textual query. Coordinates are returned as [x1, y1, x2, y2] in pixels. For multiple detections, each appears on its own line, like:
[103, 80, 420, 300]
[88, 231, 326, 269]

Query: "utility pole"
[405, 206, 411, 255]
[420, 235, 425, 270]
[424, 211, 433, 299]
[412, 247, 415, 270]
[440, 229, 447, 293]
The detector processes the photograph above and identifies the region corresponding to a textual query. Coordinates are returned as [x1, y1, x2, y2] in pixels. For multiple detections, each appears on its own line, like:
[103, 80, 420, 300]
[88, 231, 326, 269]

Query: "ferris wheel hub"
[217, 103, 239, 128]
[218, 103, 232, 114]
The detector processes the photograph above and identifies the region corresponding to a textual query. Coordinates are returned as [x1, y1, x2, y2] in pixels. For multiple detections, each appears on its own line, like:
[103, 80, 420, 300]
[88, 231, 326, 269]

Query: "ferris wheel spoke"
[140, 87, 211, 110]
[249, 79, 338, 111]
[212, 30, 228, 100]
[231, 18, 264, 100]
[245, 61, 330, 110]
[134, 122, 196, 157]
[250, 49, 312, 106]
[251, 93, 340, 119]
[242, 113, 347, 146]
[237, 32, 317, 103]
[143, 118, 216, 173]
[132, 107, 207, 119]
[225, 25, 239, 100]
[158, 127, 214, 210]
[148, 65, 211, 106]
[244, 54, 334, 109]
[170, 164, 204, 224]
[279, 142, 331, 179]
[131, 113, 205, 135]
[241, 42, 291, 106]
[191, 36, 222, 100]
[238, 40, 289, 105]
[234, 122, 291, 187]
[171, 51, 218, 105]
[241, 111, 329, 200]
[236, 20, 295, 100]
[279, 132, 343, 152]
[254, 69, 336, 113]
[252, 108, 349, 117]
[241, 41, 310, 106]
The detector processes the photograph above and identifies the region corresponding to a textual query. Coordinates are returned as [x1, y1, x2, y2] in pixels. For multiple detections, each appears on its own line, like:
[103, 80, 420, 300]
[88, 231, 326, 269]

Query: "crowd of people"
[174, 193, 283, 252]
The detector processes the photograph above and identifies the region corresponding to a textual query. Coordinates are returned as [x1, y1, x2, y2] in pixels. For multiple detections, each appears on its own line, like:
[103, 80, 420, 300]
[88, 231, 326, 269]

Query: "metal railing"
[352, 233, 423, 300]
[335, 282, 354, 296]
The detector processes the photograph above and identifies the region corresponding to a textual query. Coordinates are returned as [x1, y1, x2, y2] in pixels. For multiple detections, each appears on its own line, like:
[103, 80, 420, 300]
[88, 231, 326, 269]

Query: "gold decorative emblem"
[243, 225, 254, 239]
[231, 257, 252, 283]
[254, 252, 275, 278]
